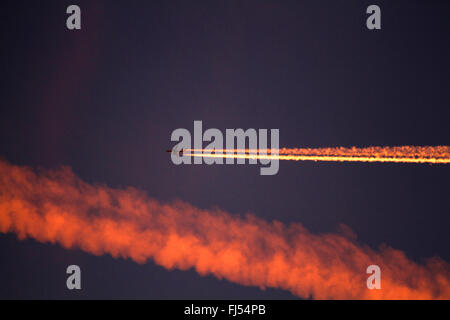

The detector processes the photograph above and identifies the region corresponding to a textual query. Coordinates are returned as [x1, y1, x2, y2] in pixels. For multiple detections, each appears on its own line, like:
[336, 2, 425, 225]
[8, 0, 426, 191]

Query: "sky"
[0, 0, 449, 299]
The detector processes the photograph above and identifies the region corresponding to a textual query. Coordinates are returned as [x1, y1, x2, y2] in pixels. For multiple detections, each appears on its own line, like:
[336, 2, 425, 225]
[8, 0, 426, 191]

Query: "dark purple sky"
[0, 0, 449, 298]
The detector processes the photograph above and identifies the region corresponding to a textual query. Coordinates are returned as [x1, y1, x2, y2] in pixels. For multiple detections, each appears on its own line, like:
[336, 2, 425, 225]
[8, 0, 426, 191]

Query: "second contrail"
[182, 146, 450, 164]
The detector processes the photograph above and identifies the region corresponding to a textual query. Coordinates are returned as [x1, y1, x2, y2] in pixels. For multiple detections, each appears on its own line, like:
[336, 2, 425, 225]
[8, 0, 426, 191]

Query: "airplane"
[166, 147, 185, 156]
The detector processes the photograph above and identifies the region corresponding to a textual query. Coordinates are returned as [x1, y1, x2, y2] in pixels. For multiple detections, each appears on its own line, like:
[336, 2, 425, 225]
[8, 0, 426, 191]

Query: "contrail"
[0, 159, 449, 299]
[185, 146, 450, 164]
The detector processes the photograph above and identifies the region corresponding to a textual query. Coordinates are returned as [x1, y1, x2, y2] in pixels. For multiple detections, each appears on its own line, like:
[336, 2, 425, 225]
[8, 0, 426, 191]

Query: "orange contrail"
[0, 159, 449, 299]
[185, 146, 450, 164]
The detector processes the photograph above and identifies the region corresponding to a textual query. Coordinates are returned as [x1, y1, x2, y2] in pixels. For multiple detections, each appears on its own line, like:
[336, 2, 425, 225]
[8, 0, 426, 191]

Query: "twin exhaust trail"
[168, 146, 450, 164]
